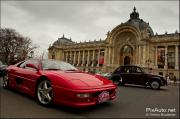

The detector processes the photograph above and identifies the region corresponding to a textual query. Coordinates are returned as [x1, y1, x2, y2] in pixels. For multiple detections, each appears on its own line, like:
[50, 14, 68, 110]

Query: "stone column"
[82, 50, 85, 66]
[104, 47, 108, 66]
[175, 45, 179, 70]
[135, 46, 138, 64]
[73, 51, 76, 65]
[155, 46, 158, 68]
[108, 47, 111, 66]
[66, 51, 69, 62]
[138, 45, 141, 65]
[65, 52, 67, 62]
[86, 50, 90, 67]
[91, 50, 95, 67]
[97, 49, 101, 67]
[70, 51, 72, 64]
[143, 45, 146, 66]
[78, 51, 81, 66]
[63, 51, 65, 61]
[164, 46, 168, 69]
[112, 48, 115, 66]
[63, 52, 65, 61]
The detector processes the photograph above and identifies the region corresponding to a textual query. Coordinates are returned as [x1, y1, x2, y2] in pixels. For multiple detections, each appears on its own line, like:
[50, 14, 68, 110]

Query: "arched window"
[121, 45, 133, 55]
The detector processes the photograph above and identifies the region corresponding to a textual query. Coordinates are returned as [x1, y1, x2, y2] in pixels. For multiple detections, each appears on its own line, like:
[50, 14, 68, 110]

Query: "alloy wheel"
[37, 80, 53, 105]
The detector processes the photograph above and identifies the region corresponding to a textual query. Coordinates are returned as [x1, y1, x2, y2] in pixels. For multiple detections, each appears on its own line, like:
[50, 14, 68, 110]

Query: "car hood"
[47, 71, 114, 89]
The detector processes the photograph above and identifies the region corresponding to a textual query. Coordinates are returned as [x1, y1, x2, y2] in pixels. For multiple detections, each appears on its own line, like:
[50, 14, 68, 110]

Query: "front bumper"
[53, 86, 116, 108]
[61, 95, 116, 108]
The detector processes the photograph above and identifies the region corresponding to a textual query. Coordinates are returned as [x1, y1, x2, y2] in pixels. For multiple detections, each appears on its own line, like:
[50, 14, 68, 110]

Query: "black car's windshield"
[42, 60, 77, 71]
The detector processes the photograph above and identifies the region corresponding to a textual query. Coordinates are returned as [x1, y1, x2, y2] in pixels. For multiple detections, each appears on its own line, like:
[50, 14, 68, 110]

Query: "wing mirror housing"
[26, 63, 39, 71]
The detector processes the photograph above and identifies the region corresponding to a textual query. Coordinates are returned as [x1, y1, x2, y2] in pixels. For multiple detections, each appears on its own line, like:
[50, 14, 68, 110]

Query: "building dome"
[53, 34, 73, 46]
[124, 7, 154, 36]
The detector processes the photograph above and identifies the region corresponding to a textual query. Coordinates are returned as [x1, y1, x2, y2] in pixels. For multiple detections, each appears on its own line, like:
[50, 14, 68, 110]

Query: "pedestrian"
[173, 75, 177, 85]
[166, 74, 170, 81]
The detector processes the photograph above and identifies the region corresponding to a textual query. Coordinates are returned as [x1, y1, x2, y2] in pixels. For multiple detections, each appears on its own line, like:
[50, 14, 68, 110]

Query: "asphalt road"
[0, 79, 179, 118]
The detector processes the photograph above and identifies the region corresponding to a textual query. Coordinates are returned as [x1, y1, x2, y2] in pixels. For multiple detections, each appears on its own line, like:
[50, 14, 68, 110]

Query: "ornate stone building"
[48, 7, 180, 80]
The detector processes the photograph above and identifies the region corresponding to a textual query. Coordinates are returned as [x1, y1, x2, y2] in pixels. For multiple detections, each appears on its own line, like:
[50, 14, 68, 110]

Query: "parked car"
[0, 61, 7, 77]
[109, 65, 167, 90]
[3, 59, 116, 108]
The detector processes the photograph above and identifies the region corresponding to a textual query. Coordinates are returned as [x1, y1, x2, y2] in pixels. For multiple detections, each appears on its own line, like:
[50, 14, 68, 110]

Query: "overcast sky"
[1, 1, 179, 57]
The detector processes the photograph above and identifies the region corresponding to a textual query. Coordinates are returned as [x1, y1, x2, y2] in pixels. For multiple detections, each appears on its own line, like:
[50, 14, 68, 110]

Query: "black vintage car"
[0, 61, 7, 77]
[110, 65, 167, 90]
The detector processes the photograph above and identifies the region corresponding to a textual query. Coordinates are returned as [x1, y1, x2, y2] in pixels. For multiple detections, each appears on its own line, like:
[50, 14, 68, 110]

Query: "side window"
[136, 67, 142, 73]
[130, 67, 137, 73]
[16, 61, 26, 67]
[131, 67, 142, 73]
[19, 61, 28, 68]
[113, 67, 121, 74]
[19, 60, 39, 70]
[121, 67, 130, 73]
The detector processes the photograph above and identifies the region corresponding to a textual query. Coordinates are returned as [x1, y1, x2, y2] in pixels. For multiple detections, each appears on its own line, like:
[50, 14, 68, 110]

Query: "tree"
[0, 28, 38, 65]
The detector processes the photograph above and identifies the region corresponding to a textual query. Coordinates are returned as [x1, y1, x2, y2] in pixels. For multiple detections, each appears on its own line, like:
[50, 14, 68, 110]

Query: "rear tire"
[150, 81, 160, 90]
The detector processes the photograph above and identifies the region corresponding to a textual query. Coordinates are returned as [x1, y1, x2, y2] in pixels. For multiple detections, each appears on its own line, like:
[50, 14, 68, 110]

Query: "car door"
[128, 66, 144, 85]
[7, 61, 25, 88]
[119, 66, 132, 83]
[14, 59, 41, 95]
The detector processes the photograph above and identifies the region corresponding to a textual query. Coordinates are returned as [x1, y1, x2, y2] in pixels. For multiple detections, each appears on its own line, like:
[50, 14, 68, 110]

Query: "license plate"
[98, 91, 110, 103]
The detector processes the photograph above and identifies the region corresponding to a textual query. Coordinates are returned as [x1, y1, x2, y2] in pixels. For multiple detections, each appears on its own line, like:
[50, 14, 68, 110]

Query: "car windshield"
[42, 60, 77, 71]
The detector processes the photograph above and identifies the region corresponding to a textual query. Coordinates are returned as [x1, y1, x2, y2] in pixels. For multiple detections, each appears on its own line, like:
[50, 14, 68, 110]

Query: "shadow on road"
[52, 102, 114, 115]
[118, 84, 169, 91]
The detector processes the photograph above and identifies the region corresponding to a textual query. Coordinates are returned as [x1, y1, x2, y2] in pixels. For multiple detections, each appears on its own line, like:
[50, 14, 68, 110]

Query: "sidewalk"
[167, 80, 179, 86]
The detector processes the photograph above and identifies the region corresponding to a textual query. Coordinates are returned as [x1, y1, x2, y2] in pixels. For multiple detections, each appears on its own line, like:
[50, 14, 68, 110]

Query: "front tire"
[3, 73, 9, 88]
[150, 81, 160, 90]
[111, 75, 123, 86]
[37, 80, 53, 106]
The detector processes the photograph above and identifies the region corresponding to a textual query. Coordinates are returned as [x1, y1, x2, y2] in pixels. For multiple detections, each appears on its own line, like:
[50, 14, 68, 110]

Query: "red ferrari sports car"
[3, 59, 116, 108]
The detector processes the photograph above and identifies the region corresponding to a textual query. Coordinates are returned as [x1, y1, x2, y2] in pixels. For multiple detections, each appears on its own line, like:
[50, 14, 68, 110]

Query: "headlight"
[77, 93, 91, 98]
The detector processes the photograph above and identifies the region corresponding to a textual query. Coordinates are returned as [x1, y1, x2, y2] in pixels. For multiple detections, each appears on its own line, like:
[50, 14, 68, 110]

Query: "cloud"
[1, 1, 179, 57]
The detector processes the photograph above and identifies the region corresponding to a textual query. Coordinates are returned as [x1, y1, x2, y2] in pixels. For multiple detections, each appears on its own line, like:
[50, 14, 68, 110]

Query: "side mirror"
[26, 63, 39, 70]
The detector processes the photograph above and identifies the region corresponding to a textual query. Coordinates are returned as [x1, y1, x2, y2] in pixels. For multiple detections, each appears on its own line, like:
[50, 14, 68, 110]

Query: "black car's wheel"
[150, 81, 160, 90]
[37, 80, 53, 106]
[3, 73, 9, 88]
[111, 75, 123, 86]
